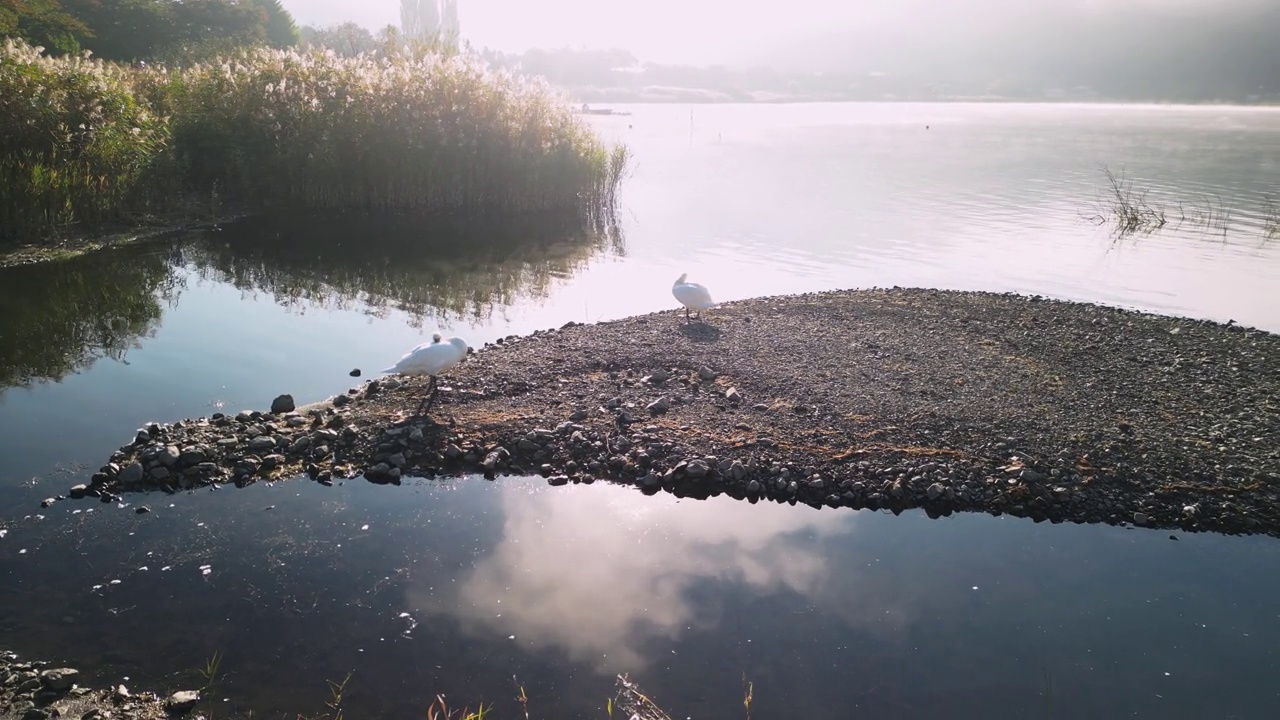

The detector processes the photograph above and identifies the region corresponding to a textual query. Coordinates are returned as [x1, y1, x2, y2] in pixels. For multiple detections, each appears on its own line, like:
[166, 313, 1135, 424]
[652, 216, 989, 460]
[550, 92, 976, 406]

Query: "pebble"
[248, 435, 276, 453]
[167, 690, 200, 710]
[158, 445, 181, 466]
[646, 397, 670, 414]
[40, 667, 79, 691]
[685, 460, 709, 479]
[725, 387, 743, 404]
[118, 463, 144, 485]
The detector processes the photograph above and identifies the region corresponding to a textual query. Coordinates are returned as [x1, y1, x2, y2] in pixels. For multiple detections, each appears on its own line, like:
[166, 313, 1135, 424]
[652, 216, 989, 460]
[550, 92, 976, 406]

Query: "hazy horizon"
[283, 0, 1277, 70]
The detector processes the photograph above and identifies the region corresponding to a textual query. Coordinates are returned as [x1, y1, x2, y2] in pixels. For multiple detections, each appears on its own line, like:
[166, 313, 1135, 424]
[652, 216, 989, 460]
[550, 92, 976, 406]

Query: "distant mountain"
[742, 2, 1280, 103]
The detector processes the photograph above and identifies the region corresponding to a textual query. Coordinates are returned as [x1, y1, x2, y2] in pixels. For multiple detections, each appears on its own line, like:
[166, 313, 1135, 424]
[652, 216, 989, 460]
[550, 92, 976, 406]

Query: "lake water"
[1, 102, 1279, 717]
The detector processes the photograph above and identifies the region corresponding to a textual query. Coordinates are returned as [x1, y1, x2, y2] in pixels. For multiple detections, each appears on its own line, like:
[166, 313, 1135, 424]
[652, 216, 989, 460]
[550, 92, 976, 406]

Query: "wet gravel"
[83, 288, 1280, 537]
[0, 651, 203, 720]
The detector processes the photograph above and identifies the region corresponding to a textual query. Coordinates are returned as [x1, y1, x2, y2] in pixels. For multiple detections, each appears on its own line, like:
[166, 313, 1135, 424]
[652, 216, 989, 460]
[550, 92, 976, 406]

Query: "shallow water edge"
[66, 287, 1280, 537]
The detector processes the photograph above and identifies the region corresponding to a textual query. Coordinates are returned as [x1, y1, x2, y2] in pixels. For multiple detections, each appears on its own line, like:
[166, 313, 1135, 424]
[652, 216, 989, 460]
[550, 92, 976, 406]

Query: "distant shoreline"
[569, 94, 1280, 108]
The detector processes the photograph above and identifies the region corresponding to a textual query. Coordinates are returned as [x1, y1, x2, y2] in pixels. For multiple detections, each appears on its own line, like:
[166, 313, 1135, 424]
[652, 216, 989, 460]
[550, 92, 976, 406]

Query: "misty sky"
[283, 0, 855, 63]
[281, 0, 1269, 66]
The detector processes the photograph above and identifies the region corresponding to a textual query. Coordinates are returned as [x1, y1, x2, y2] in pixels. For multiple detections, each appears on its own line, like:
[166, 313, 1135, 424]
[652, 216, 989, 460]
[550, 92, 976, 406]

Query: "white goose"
[381, 333, 470, 415]
[672, 273, 716, 324]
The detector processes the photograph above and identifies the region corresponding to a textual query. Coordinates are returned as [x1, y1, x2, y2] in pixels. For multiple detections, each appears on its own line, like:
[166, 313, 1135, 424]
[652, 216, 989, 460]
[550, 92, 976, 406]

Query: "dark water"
[4, 478, 1280, 718]
[2, 102, 1280, 718]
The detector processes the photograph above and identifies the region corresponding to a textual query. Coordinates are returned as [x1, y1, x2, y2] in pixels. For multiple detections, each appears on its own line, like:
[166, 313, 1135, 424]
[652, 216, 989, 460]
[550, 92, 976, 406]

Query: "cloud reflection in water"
[411, 483, 858, 671]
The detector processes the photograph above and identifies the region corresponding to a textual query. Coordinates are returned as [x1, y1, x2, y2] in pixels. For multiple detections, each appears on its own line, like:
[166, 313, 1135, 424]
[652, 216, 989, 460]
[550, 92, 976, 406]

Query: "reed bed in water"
[0, 39, 628, 244]
[159, 46, 629, 216]
[0, 39, 171, 240]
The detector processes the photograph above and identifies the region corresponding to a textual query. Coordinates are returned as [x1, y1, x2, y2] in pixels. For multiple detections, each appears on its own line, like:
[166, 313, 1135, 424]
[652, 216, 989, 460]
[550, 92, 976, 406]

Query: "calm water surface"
[1, 102, 1279, 717]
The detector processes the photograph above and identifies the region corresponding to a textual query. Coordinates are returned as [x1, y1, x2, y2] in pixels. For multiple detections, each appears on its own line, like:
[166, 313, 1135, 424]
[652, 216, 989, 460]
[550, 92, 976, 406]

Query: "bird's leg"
[423, 376, 441, 414]
[413, 376, 438, 417]
[684, 306, 691, 324]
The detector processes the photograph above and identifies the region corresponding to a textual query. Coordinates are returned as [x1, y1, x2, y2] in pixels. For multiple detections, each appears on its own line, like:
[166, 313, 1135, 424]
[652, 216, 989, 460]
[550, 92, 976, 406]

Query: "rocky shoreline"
[0, 652, 204, 720]
[69, 288, 1280, 536]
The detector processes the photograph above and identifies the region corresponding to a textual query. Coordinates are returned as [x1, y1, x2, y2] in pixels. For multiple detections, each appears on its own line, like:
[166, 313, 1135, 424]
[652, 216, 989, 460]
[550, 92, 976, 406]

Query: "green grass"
[0, 38, 628, 245]
[199, 650, 223, 691]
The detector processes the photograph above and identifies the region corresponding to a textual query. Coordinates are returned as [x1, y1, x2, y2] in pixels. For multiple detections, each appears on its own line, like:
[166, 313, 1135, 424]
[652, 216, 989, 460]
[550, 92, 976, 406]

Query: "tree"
[399, 0, 439, 42]
[0, 0, 90, 54]
[440, 0, 459, 42]
[302, 21, 375, 57]
[54, 0, 299, 60]
[251, 0, 298, 48]
[60, 0, 171, 61]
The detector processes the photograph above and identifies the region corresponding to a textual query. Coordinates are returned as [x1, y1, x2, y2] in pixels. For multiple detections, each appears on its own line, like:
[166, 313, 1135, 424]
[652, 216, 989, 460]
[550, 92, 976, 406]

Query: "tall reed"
[165, 46, 625, 215]
[0, 39, 628, 245]
[0, 39, 170, 242]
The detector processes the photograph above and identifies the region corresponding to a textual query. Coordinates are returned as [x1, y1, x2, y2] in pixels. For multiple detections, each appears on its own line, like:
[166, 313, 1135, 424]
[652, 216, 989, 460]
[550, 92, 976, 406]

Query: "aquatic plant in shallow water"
[0, 39, 171, 242]
[164, 46, 628, 218]
[0, 39, 627, 243]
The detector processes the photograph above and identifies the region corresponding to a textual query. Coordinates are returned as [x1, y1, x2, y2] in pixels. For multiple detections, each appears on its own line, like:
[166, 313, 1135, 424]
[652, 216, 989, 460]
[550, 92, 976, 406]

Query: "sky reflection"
[414, 483, 856, 670]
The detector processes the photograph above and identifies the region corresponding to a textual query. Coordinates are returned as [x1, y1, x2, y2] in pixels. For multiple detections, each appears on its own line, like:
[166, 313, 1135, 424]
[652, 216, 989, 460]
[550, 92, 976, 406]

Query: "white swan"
[672, 273, 716, 323]
[381, 333, 469, 415]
